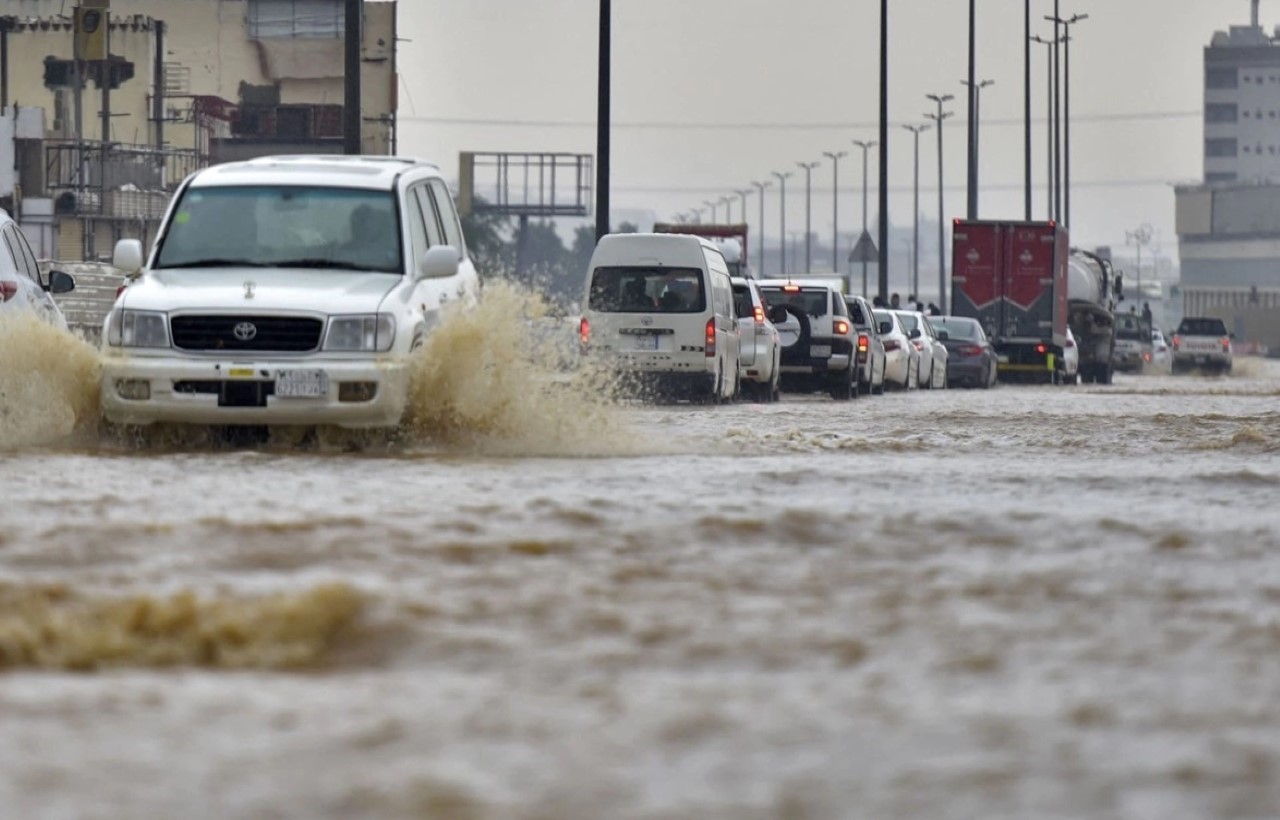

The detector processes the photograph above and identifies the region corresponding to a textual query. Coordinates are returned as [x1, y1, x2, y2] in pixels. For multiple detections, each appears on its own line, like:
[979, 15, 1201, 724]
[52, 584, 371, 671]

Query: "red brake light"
[782, 284, 800, 293]
[857, 333, 869, 353]
[1143, 352, 1152, 362]
[1035, 344, 1047, 354]
[705, 317, 716, 357]
[579, 317, 590, 347]
[1222, 336, 1232, 352]
[959, 344, 983, 356]
[883, 340, 900, 352]
[753, 305, 765, 324]
[834, 319, 850, 335]
[0, 281, 17, 302]
[1172, 335, 1181, 350]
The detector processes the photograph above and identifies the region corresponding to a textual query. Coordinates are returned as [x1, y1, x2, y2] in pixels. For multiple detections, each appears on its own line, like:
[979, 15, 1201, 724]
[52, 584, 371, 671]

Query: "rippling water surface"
[3, 302, 1280, 819]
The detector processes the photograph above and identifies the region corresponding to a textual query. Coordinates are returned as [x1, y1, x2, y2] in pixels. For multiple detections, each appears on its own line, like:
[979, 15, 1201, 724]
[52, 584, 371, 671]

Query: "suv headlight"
[324, 314, 396, 352]
[106, 309, 170, 348]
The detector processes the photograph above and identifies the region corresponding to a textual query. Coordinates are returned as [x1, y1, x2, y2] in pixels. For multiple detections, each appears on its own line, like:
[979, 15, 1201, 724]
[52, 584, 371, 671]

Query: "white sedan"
[0, 211, 77, 330]
[894, 310, 947, 389]
[873, 309, 918, 390]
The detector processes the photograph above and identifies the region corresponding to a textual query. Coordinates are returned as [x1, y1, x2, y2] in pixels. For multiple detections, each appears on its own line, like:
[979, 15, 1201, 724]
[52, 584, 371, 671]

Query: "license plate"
[997, 354, 1010, 364]
[810, 345, 832, 358]
[276, 369, 329, 398]
[634, 335, 658, 351]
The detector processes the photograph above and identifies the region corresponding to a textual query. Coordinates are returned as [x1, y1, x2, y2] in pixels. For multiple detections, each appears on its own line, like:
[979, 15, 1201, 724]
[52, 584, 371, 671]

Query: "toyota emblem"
[233, 322, 258, 341]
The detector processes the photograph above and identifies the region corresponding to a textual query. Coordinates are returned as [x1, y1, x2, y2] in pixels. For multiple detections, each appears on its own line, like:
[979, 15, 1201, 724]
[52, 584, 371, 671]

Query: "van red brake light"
[1036, 343, 1047, 354]
[0, 281, 17, 302]
[705, 317, 717, 357]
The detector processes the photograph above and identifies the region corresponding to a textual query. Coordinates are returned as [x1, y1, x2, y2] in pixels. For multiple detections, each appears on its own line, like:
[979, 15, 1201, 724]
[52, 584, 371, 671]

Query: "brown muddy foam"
[0, 315, 101, 448]
[0, 581, 364, 671]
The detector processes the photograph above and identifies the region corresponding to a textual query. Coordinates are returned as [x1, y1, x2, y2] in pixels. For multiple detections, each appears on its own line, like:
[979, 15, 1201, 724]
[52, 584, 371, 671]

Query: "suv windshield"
[154, 185, 402, 273]
[1115, 313, 1150, 340]
[759, 287, 828, 317]
[589, 267, 706, 313]
[1177, 317, 1228, 336]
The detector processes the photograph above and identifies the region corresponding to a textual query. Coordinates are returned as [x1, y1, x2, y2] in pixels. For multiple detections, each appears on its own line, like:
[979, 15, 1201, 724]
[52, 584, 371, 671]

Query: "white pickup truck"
[1171, 316, 1233, 375]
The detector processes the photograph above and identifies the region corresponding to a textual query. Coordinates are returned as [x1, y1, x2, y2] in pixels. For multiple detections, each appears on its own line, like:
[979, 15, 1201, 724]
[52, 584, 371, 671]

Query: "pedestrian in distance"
[890, 293, 901, 309]
[1142, 301, 1153, 327]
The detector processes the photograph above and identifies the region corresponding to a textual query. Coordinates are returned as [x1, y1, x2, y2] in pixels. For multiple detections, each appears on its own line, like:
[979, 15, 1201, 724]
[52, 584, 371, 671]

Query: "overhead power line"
[399, 110, 1200, 131]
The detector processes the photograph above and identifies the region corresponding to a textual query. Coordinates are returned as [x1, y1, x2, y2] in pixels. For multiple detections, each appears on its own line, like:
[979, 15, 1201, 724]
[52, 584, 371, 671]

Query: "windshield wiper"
[157, 258, 270, 269]
[272, 258, 390, 272]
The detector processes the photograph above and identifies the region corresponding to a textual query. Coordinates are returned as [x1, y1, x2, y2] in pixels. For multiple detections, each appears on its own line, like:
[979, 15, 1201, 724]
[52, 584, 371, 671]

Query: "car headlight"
[106, 309, 170, 348]
[324, 314, 395, 352]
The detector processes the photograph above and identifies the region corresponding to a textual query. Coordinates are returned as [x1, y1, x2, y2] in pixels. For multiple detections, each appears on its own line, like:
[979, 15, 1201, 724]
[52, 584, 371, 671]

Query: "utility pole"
[966, 0, 977, 219]
[771, 171, 792, 277]
[852, 139, 876, 297]
[1052, 13, 1088, 229]
[703, 199, 718, 223]
[877, 0, 890, 300]
[1050, 0, 1062, 222]
[735, 189, 750, 225]
[1031, 35, 1059, 220]
[343, 0, 362, 154]
[1024, 0, 1032, 220]
[903, 123, 930, 301]
[594, 0, 611, 241]
[926, 93, 955, 311]
[822, 150, 847, 274]
[751, 180, 770, 278]
[1127, 224, 1152, 301]
[720, 195, 734, 223]
[961, 79, 994, 217]
[797, 160, 820, 273]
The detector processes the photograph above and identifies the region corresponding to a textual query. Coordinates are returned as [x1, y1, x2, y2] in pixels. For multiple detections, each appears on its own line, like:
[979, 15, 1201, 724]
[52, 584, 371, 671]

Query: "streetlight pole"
[903, 123, 930, 302]
[926, 93, 955, 311]
[771, 171, 792, 277]
[1049, 1, 1062, 222]
[852, 140, 876, 297]
[692, 207, 705, 224]
[822, 150, 847, 274]
[751, 180, 771, 277]
[703, 200, 718, 223]
[720, 195, 735, 224]
[797, 160, 820, 273]
[966, 0, 977, 219]
[877, 0, 890, 300]
[595, 0, 611, 241]
[1024, 0, 1033, 220]
[1127, 223, 1152, 301]
[1031, 35, 1059, 220]
[735, 189, 750, 224]
[1051, 13, 1088, 229]
[961, 79, 994, 217]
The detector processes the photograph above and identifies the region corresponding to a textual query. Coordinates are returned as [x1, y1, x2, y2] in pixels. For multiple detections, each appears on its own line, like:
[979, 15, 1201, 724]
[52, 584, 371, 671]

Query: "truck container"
[653, 223, 749, 278]
[951, 220, 1069, 383]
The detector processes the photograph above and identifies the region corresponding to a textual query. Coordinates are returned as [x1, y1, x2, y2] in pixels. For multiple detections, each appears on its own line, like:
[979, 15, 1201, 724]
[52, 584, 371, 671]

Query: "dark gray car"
[930, 316, 998, 389]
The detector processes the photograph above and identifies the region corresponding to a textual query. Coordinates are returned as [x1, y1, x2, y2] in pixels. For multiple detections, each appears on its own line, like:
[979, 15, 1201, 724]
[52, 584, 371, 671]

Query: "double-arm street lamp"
[1047, 11, 1088, 228]
[902, 123, 931, 301]
[961, 78, 995, 217]
[771, 171, 793, 276]
[1030, 34, 1063, 220]
[851, 139, 877, 296]
[703, 200, 718, 223]
[720, 195, 735, 223]
[822, 150, 848, 275]
[926, 93, 955, 311]
[751, 180, 771, 277]
[797, 160, 821, 273]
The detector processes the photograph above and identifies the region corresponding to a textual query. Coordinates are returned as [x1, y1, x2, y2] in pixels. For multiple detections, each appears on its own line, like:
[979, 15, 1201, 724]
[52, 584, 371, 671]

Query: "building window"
[1207, 67, 1239, 89]
[247, 0, 344, 39]
[1207, 103, 1239, 122]
[1207, 172, 1237, 183]
[1244, 110, 1252, 118]
[1244, 145, 1251, 154]
[1206, 138, 1239, 157]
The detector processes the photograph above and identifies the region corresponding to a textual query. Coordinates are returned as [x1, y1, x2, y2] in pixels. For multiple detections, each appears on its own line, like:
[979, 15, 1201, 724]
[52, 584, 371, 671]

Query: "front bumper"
[100, 353, 409, 428]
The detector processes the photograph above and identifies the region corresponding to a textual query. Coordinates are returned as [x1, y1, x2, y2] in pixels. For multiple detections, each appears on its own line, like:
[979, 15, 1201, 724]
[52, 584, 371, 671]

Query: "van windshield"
[759, 287, 828, 318]
[589, 267, 707, 313]
[154, 185, 402, 273]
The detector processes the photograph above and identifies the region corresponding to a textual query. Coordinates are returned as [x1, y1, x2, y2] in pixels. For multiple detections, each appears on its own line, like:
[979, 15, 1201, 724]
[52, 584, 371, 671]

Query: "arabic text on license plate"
[276, 369, 329, 398]
[810, 345, 832, 358]
[634, 335, 658, 351]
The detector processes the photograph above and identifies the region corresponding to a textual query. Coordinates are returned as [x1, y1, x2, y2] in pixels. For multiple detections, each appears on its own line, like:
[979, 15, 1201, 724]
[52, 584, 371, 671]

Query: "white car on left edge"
[0, 208, 76, 330]
[101, 155, 480, 429]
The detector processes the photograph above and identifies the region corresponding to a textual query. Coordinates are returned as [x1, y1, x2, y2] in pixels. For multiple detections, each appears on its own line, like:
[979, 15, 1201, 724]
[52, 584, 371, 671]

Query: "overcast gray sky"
[398, 1, 1258, 263]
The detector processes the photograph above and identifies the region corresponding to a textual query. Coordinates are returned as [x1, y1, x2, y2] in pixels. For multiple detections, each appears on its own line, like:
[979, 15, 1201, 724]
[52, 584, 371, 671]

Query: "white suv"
[756, 279, 858, 400]
[101, 155, 480, 429]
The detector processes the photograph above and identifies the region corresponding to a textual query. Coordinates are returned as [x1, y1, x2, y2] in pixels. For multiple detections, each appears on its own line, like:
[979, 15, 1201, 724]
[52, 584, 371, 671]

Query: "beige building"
[2, 0, 397, 261]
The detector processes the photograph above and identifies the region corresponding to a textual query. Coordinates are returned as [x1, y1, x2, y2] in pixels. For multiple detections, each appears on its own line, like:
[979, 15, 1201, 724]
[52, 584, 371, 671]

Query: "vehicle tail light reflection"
[1035, 343, 1047, 354]
[0, 281, 17, 302]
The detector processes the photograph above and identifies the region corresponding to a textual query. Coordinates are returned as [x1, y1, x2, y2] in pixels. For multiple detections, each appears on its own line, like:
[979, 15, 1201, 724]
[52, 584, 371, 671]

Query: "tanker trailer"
[1066, 249, 1120, 384]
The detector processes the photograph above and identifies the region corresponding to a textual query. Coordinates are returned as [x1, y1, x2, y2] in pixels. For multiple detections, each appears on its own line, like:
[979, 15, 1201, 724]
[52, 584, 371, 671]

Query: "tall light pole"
[966, 0, 977, 219]
[1050, 12, 1088, 229]
[1127, 223, 1152, 301]
[703, 200, 718, 223]
[1049, 0, 1062, 222]
[852, 140, 877, 296]
[1024, 0, 1033, 220]
[720, 195, 735, 223]
[797, 160, 820, 273]
[877, 0, 890, 300]
[903, 123, 930, 302]
[961, 79, 994, 217]
[771, 171, 793, 277]
[926, 93, 955, 311]
[595, 0, 611, 241]
[751, 180, 771, 277]
[822, 150, 847, 274]
[1031, 35, 1059, 220]
[735, 189, 750, 224]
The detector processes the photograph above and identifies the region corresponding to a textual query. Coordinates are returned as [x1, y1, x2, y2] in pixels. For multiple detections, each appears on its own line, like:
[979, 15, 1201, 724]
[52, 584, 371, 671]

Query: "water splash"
[0, 314, 101, 449]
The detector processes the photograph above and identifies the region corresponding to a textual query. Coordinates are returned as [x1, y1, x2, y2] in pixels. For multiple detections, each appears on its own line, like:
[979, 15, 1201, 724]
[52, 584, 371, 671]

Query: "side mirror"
[879, 321, 893, 335]
[113, 238, 144, 274]
[936, 329, 949, 341]
[47, 269, 76, 295]
[909, 328, 922, 340]
[767, 304, 788, 325]
[419, 245, 460, 280]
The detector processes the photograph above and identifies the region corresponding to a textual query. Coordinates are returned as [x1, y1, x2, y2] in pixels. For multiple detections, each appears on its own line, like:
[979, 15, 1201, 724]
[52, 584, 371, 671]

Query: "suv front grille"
[170, 315, 324, 352]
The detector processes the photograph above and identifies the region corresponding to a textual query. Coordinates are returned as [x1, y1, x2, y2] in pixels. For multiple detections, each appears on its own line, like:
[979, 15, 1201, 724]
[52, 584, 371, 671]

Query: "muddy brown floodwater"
[2, 300, 1280, 819]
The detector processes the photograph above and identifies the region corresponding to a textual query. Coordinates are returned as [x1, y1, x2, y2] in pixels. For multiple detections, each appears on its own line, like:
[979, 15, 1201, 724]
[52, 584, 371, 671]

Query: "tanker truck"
[1066, 248, 1121, 384]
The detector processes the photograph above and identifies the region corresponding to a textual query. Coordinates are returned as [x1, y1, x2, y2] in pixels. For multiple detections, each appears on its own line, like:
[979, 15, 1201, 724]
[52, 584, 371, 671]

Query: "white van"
[581, 233, 741, 402]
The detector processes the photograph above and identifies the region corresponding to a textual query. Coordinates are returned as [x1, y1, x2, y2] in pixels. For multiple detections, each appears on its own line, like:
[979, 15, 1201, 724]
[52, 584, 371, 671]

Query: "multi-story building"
[1, 0, 397, 262]
[1176, 1, 1280, 351]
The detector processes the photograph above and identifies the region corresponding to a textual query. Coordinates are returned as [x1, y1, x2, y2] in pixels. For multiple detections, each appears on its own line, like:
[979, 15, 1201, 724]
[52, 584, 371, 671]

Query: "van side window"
[427, 179, 467, 258]
[412, 187, 446, 248]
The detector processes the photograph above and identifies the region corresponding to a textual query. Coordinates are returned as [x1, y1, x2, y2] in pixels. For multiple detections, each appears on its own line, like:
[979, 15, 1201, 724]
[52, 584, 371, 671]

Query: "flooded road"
[3, 323, 1280, 817]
